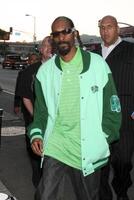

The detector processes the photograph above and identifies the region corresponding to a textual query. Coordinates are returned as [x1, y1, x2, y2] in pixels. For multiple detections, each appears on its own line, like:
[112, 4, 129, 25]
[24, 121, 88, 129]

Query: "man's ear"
[117, 26, 120, 34]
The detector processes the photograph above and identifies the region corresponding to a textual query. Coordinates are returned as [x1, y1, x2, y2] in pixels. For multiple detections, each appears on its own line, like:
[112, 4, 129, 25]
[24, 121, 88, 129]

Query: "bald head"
[99, 15, 118, 27]
[99, 15, 119, 47]
[41, 36, 52, 48]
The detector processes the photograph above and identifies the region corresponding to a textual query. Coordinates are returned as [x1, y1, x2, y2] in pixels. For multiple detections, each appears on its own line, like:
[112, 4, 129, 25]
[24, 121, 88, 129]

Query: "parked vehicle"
[14, 57, 28, 69]
[2, 54, 28, 70]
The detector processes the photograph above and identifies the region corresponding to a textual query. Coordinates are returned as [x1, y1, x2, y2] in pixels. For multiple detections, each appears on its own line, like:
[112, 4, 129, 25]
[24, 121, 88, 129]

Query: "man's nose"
[58, 33, 65, 41]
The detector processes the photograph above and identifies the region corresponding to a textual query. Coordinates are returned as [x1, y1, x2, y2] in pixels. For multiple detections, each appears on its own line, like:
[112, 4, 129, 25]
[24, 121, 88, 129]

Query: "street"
[0, 66, 18, 94]
[0, 66, 35, 200]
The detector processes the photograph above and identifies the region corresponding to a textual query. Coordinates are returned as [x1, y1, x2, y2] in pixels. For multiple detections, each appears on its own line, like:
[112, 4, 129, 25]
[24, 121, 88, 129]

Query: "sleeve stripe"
[30, 128, 42, 136]
[30, 135, 43, 143]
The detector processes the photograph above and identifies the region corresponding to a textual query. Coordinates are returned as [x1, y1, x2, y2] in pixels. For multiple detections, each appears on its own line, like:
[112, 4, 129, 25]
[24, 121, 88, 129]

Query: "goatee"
[56, 42, 71, 56]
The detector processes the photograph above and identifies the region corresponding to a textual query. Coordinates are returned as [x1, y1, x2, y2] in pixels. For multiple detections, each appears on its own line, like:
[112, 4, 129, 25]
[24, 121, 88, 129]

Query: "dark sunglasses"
[51, 28, 75, 38]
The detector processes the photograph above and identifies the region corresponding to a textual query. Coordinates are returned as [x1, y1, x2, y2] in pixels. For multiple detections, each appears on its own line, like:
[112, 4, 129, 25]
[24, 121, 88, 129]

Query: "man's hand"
[31, 138, 43, 156]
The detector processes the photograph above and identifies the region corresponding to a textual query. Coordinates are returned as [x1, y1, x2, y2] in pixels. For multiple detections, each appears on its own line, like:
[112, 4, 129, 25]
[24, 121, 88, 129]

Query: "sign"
[0, 29, 10, 40]
[15, 32, 21, 36]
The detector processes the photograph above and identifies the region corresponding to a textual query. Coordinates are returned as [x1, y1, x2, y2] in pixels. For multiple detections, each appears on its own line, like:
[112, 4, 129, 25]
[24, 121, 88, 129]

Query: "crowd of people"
[13, 15, 134, 200]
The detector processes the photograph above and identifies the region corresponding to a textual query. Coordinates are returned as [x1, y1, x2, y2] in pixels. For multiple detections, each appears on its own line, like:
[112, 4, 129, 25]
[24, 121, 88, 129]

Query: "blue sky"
[1, 0, 134, 42]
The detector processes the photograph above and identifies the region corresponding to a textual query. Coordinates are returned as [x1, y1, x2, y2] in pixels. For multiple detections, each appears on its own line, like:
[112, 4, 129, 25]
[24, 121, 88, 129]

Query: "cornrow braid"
[76, 30, 84, 48]
[51, 16, 74, 30]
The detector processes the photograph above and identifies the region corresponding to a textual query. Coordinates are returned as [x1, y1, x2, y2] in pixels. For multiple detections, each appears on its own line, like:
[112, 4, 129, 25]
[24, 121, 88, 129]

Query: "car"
[2, 54, 28, 70]
[14, 56, 29, 69]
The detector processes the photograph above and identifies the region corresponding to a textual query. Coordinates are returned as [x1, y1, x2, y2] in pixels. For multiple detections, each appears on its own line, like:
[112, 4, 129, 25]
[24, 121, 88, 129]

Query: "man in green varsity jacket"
[28, 16, 121, 200]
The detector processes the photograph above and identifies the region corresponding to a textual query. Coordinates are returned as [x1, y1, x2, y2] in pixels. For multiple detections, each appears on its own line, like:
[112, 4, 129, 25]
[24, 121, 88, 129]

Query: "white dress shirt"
[101, 37, 122, 59]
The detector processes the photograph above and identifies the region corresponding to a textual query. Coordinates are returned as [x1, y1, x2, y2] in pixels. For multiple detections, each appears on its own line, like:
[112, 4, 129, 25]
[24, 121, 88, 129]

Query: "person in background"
[28, 16, 121, 200]
[22, 37, 53, 119]
[95, 15, 134, 200]
[39, 36, 54, 62]
[14, 36, 53, 188]
[28, 53, 41, 65]
[14, 53, 40, 115]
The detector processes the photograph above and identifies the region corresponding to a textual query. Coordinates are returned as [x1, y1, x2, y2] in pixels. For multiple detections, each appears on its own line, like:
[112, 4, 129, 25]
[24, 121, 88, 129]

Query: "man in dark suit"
[95, 15, 134, 200]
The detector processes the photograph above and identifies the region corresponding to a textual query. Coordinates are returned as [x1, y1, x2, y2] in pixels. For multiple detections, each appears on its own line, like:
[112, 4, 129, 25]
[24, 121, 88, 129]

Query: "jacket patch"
[91, 85, 99, 93]
[110, 95, 121, 112]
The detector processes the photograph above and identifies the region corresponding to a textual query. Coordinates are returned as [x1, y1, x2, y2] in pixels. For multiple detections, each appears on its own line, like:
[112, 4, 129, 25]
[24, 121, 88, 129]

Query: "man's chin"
[59, 50, 70, 56]
[58, 47, 70, 56]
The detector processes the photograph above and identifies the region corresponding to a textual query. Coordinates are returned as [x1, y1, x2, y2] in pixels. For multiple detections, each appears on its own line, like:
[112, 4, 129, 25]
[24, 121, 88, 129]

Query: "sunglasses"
[51, 28, 75, 38]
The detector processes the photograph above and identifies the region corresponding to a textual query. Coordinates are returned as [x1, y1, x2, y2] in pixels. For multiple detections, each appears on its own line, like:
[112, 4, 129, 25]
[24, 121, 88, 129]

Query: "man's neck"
[104, 37, 122, 48]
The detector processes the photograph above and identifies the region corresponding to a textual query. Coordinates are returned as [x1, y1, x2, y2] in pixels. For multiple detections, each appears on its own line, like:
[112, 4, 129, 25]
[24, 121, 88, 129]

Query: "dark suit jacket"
[16, 61, 42, 128]
[94, 41, 134, 131]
